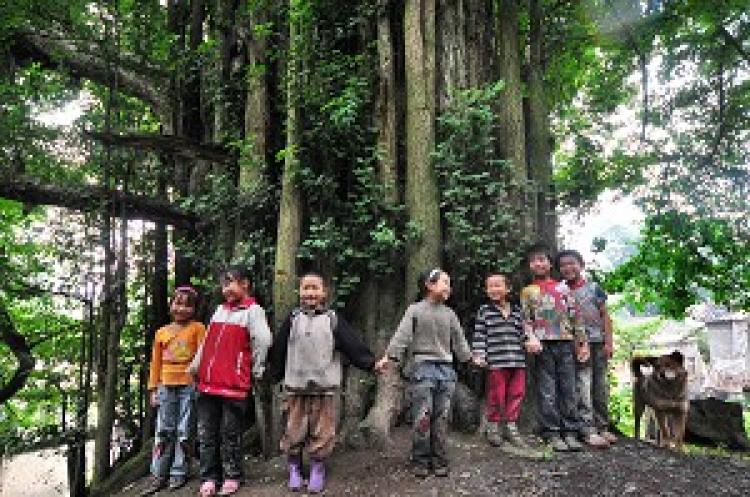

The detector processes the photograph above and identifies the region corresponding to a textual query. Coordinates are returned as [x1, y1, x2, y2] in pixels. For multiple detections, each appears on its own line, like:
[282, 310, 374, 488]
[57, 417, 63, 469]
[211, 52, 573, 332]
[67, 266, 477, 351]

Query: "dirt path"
[122, 428, 750, 497]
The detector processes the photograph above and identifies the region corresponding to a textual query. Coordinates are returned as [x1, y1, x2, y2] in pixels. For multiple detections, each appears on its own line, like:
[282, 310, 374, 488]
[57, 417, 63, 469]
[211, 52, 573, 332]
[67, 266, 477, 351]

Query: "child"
[520, 243, 588, 452]
[375, 268, 479, 478]
[145, 286, 206, 494]
[472, 273, 528, 449]
[190, 267, 272, 497]
[557, 249, 616, 448]
[269, 272, 376, 493]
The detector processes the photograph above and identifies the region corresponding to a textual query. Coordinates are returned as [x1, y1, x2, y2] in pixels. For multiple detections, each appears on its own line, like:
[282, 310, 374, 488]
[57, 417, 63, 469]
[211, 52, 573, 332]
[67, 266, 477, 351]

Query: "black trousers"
[197, 393, 247, 482]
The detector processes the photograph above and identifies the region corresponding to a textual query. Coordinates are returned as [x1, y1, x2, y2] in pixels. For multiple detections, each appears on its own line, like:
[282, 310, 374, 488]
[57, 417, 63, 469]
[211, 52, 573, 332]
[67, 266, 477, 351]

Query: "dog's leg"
[633, 391, 644, 441]
[673, 412, 687, 451]
[655, 410, 670, 448]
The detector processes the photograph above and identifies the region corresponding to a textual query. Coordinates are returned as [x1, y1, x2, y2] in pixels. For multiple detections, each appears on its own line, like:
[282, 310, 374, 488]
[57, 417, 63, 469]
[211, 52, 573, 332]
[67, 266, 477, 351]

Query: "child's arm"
[268, 313, 293, 383]
[375, 305, 416, 371]
[147, 330, 162, 406]
[520, 287, 542, 354]
[247, 305, 273, 379]
[449, 312, 473, 363]
[333, 316, 376, 371]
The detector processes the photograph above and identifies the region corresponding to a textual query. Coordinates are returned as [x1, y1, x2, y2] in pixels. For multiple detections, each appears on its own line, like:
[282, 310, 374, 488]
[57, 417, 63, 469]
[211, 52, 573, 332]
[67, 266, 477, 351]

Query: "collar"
[299, 306, 329, 315]
[567, 277, 586, 290]
[533, 277, 558, 288]
[222, 297, 257, 310]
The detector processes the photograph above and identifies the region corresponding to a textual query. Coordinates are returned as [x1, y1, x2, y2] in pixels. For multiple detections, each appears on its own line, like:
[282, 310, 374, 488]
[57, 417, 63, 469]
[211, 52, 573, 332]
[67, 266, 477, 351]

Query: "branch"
[0, 175, 197, 228]
[86, 132, 235, 164]
[0, 299, 35, 404]
[12, 28, 169, 113]
[718, 25, 750, 65]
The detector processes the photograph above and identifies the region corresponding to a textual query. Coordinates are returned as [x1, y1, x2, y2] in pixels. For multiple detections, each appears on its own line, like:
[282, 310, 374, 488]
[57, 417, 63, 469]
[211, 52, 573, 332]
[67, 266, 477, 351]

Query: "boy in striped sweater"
[472, 273, 528, 448]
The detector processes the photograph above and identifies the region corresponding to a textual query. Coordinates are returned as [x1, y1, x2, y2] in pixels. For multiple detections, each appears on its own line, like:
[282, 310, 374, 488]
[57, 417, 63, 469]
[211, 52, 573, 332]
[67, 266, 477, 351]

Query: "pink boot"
[307, 459, 326, 493]
[288, 456, 303, 491]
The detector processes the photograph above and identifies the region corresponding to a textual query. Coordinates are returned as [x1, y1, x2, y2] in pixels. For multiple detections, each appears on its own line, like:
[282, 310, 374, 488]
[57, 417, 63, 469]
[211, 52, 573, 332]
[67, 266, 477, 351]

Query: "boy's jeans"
[410, 362, 456, 469]
[576, 342, 610, 435]
[536, 341, 580, 438]
[197, 393, 247, 482]
[151, 384, 195, 478]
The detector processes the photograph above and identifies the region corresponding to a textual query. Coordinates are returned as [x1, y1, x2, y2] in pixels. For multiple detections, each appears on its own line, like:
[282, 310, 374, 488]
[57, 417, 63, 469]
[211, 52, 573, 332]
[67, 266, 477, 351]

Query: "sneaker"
[199, 480, 217, 497]
[584, 432, 610, 449]
[308, 459, 326, 493]
[433, 465, 449, 477]
[486, 422, 504, 447]
[140, 476, 167, 496]
[505, 422, 528, 448]
[601, 431, 618, 444]
[287, 456, 303, 492]
[217, 479, 240, 496]
[547, 435, 569, 452]
[168, 476, 187, 490]
[563, 434, 583, 452]
[413, 465, 430, 478]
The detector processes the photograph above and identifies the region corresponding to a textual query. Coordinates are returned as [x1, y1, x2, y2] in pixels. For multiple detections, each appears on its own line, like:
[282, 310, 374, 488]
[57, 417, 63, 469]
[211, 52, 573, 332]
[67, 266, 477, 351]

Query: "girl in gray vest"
[269, 272, 376, 493]
[375, 268, 480, 477]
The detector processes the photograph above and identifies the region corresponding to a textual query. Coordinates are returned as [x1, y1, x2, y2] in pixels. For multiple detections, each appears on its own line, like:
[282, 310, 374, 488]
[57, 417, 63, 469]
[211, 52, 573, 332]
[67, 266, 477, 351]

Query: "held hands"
[373, 356, 390, 374]
[525, 334, 542, 355]
[470, 355, 487, 368]
[575, 341, 590, 363]
[149, 389, 159, 407]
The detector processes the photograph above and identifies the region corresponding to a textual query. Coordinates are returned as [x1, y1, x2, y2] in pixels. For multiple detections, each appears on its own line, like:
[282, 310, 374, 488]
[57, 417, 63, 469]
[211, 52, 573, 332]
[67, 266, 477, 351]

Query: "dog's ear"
[669, 350, 684, 367]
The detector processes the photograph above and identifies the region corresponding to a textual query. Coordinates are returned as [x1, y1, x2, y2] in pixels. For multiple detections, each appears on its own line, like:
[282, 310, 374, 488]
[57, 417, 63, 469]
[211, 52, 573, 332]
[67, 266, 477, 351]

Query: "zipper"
[206, 321, 228, 384]
[236, 351, 243, 374]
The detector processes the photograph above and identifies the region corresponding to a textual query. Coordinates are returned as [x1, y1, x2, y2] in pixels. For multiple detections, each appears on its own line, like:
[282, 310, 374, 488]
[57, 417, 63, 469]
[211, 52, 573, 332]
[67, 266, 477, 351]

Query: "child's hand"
[471, 355, 487, 368]
[525, 335, 542, 354]
[576, 342, 590, 363]
[150, 389, 159, 407]
[374, 356, 390, 373]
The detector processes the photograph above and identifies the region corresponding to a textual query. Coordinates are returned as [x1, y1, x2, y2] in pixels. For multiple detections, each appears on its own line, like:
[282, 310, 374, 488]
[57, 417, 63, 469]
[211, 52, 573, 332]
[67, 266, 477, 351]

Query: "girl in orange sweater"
[146, 287, 206, 493]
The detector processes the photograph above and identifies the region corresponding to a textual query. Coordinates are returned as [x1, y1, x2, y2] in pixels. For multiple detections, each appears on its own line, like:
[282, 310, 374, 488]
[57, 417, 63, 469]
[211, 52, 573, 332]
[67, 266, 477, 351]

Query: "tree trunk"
[0, 299, 35, 403]
[404, 0, 440, 300]
[524, 0, 556, 247]
[496, 0, 528, 231]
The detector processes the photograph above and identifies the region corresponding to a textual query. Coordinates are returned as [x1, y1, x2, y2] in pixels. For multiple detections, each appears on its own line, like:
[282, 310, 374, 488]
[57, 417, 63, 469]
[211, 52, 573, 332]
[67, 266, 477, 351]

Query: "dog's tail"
[630, 356, 653, 379]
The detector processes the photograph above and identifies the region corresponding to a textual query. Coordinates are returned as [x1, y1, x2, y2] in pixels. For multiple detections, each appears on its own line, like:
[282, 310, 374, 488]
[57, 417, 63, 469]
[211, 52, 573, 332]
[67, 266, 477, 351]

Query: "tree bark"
[86, 132, 234, 164]
[404, 0, 440, 299]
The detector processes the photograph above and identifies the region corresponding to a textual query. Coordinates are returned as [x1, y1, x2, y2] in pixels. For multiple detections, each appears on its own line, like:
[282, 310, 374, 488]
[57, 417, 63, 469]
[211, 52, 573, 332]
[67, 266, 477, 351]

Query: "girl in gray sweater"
[375, 268, 479, 477]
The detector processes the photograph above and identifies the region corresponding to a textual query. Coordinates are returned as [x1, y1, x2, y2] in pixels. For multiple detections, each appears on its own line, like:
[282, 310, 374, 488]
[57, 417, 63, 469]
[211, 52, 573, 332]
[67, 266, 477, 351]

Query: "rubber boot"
[288, 455, 303, 492]
[308, 459, 326, 493]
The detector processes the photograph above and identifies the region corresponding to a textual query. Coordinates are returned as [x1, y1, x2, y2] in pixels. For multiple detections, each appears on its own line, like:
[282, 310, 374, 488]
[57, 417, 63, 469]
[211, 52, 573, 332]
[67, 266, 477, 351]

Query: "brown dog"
[631, 351, 689, 449]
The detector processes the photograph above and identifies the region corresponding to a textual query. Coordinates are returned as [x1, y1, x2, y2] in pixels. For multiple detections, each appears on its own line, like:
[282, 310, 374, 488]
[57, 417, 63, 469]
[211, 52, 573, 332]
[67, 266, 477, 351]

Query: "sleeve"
[248, 305, 273, 379]
[471, 308, 487, 360]
[595, 283, 608, 306]
[268, 313, 293, 383]
[147, 329, 162, 390]
[384, 305, 416, 362]
[450, 311, 472, 362]
[520, 286, 535, 334]
[333, 316, 376, 371]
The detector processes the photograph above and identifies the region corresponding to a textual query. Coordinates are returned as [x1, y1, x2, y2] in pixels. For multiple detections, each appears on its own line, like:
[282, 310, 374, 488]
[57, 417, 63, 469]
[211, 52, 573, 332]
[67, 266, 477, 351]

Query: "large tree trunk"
[404, 0, 440, 299]
[496, 0, 529, 231]
[524, 0, 555, 247]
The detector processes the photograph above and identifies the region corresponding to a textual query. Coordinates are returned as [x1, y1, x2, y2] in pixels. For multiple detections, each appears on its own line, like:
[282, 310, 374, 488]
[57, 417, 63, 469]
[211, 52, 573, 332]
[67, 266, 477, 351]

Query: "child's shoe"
[168, 476, 187, 490]
[546, 435, 568, 452]
[505, 422, 528, 448]
[601, 430, 618, 444]
[584, 432, 609, 449]
[217, 479, 240, 496]
[287, 456, 303, 491]
[433, 465, 449, 477]
[413, 464, 430, 478]
[486, 422, 504, 447]
[199, 480, 216, 497]
[563, 434, 583, 452]
[308, 459, 326, 493]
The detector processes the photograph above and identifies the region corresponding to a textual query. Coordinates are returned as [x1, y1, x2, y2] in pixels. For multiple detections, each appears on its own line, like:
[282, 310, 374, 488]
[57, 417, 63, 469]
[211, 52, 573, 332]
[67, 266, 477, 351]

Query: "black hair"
[555, 249, 584, 270]
[172, 286, 199, 309]
[525, 242, 554, 265]
[220, 265, 252, 284]
[416, 267, 444, 300]
[299, 271, 328, 288]
[485, 271, 511, 286]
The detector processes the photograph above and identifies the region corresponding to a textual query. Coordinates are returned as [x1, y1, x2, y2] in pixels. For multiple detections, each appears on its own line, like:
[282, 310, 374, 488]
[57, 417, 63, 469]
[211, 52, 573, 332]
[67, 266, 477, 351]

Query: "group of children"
[144, 242, 614, 496]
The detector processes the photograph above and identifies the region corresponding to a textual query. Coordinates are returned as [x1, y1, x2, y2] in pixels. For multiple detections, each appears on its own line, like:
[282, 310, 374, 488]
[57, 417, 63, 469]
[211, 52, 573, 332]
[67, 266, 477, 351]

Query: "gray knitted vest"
[283, 309, 341, 392]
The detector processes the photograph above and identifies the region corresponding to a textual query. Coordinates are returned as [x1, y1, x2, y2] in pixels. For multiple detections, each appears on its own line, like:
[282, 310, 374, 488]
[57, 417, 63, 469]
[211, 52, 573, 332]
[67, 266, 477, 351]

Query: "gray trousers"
[536, 340, 580, 438]
[575, 342, 610, 435]
[409, 364, 456, 469]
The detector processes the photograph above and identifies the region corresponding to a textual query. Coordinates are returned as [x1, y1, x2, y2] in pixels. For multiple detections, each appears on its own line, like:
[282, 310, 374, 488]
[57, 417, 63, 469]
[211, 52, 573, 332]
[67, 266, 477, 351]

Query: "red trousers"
[485, 368, 526, 423]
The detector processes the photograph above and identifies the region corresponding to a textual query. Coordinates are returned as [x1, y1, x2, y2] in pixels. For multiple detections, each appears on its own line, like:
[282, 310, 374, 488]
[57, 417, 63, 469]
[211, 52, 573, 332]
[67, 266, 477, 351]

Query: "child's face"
[426, 272, 451, 302]
[170, 293, 195, 323]
[299, 275, 327, 309]
[221, 275, 250, 304]
[485, 275, 509, 303]
[528, 253, 552, 278]
[558, 255, 583, 282]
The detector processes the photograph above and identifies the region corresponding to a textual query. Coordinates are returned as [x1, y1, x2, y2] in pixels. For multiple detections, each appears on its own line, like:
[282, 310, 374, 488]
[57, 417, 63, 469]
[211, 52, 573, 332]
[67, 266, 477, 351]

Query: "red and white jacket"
[191, 297, 272, 400]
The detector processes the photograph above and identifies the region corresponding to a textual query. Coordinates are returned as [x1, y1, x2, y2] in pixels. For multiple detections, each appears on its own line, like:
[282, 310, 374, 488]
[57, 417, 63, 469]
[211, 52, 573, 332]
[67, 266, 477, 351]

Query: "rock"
[686, 398, 750, 450]
[451, 382, 481, 433]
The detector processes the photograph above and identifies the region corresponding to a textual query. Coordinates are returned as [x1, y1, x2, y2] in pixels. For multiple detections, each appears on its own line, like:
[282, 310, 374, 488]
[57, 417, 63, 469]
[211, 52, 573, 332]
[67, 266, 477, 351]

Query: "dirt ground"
[121, 427, 750, 497]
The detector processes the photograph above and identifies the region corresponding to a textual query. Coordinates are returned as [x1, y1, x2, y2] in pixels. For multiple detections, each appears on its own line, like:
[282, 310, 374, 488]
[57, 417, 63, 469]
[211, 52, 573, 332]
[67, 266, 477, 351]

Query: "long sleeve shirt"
[472, 303, 526, 369]
[520, 278, 586, 342]
[385, 299, 472, 366]
[148, 321, 206, 390]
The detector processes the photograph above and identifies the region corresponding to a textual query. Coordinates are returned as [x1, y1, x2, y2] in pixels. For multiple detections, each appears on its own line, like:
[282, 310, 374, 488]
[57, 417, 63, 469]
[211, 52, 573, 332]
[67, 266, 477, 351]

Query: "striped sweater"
[472, 303, 526, 369]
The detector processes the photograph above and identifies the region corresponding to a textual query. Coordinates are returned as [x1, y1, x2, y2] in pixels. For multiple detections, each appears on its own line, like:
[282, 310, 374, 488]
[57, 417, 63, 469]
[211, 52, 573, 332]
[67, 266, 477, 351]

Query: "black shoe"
[433, 465, 449, 477]
[168, 476, 187, 491]
[413, 465, 430, 478]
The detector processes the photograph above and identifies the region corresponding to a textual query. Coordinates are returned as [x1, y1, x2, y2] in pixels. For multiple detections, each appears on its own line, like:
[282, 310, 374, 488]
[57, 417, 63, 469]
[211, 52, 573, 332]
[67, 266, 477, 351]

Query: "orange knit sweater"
[148, 321, 206, 390]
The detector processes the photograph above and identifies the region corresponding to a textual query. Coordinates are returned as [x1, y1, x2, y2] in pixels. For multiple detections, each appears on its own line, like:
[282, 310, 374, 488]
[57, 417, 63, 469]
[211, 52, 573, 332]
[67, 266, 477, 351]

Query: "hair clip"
[428, 268, 442, 282]
[175, 286, 198, 295]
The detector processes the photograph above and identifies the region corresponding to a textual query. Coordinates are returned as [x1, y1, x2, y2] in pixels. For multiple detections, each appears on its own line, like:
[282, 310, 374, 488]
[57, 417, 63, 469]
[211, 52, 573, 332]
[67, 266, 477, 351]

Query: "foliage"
[433, 82, 528, 319]
[604, 211, 750, 317]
